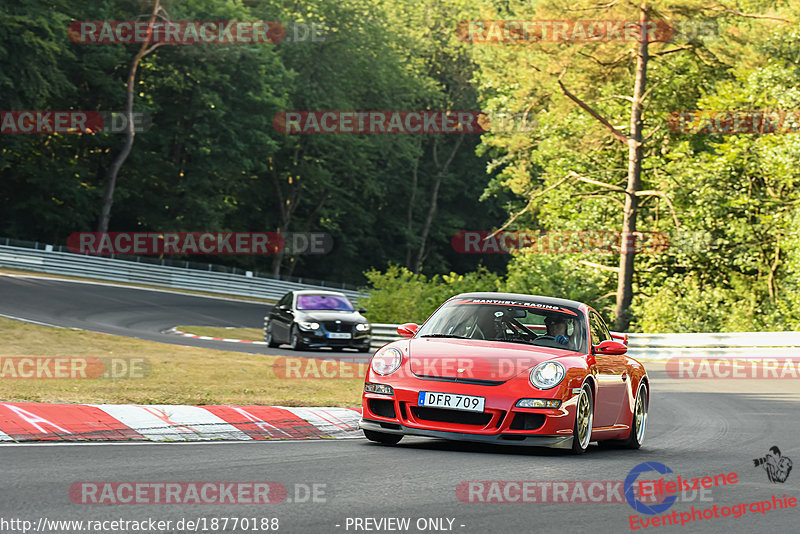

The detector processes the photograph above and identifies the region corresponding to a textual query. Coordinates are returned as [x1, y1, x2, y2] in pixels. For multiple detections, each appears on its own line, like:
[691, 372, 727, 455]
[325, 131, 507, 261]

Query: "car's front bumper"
[359, 418, 574, 449]
[299, 331, 371, 348]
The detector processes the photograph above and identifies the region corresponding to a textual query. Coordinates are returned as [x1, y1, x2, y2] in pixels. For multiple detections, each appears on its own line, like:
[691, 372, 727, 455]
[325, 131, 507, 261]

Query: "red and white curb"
[166, 327, 268, 346]
[0, 402, 362, 442]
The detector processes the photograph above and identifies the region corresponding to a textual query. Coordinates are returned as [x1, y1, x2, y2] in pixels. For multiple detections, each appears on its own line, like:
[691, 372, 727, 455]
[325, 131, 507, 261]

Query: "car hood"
[295, 310, 366, 323]
[408, 337, 570, 381]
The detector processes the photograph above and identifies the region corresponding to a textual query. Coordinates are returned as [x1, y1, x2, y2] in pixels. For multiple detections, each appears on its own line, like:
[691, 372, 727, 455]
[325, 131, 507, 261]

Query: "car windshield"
[296, 294, 355, 311]
[416, 297, 587, 353]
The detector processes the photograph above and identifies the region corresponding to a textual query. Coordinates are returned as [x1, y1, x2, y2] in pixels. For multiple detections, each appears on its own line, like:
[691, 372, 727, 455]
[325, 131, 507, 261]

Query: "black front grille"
[495, 410, 507, 428]
[411, 406, 492, 426]
[509, 413, 546, 430]
[368, 398, 396, 418]
[323, 321, 353, 333]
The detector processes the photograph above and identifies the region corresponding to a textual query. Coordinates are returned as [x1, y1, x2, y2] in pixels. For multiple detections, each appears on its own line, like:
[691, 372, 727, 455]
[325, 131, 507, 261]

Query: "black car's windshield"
[296, 294, 355, 311]
[416, 297, 587, 353]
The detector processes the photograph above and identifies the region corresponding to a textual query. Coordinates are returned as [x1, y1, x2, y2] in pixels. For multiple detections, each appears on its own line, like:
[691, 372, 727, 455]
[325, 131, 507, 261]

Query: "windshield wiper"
[419, 334, 470, 339]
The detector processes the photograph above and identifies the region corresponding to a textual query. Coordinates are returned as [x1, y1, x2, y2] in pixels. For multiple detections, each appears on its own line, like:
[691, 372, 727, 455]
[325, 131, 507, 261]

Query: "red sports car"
[359, 292, 648, 454]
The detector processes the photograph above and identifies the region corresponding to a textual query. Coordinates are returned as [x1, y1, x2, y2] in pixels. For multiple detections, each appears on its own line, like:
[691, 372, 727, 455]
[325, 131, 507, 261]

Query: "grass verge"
[0, 317, 363, 406]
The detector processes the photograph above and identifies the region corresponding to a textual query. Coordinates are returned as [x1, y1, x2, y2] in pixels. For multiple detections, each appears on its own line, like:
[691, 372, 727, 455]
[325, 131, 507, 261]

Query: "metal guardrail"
[369, 324, 406, 348]
[0, 244, 364, 302]
[368, 324, 800, 357]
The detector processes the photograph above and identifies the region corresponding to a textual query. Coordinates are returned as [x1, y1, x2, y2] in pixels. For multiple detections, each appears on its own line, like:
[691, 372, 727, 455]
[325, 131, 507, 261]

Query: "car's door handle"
[621, 371, 627, 381]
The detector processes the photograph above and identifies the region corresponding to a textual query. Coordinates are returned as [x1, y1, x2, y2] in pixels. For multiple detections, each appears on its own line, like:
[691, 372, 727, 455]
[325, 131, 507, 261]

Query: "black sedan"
[264, 290, 372, 351]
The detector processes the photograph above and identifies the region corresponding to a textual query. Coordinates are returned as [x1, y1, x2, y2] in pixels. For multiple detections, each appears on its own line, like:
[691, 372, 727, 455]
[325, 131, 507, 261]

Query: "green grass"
[0, 317, 363, 406]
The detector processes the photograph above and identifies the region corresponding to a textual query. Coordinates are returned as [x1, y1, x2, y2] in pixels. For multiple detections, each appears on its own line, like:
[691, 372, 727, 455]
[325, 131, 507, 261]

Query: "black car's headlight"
[298, 321, 320, 331]
[355, 323, 370, 332]
[370, 347, 403, 375]
[529, 361, 565, 390]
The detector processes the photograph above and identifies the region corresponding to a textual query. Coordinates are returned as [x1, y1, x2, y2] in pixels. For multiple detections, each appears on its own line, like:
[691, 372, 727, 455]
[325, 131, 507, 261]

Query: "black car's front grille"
[323, 321, 353, 333]
[410, 406, 493, 426]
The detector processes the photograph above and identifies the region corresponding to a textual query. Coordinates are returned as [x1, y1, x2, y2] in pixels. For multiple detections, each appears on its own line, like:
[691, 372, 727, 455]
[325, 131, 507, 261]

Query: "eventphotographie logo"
[753, 446, 793, 483]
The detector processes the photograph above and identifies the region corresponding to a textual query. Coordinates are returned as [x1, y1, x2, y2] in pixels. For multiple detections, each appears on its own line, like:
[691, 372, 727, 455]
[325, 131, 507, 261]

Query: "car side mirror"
[397, 323, 419, 338]
[610, 332, 629, 346]
[358, 307, 367, 314]
[594, 340, 627, 355]
[278, 304, 290, 311]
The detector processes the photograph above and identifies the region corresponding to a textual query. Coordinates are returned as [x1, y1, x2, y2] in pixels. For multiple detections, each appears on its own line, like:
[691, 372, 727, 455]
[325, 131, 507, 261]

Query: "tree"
[471, 0, 784, 329]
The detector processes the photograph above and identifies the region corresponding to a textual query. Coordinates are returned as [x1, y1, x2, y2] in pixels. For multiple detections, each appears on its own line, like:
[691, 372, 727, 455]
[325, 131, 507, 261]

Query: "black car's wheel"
[571, 384, 593, 455]
[620, 381, 648, 449]
[363, 429, 402, 445]
[357, 345, 372, 353]
[264, 322, 280, 348]
[289, 324, 306, 351]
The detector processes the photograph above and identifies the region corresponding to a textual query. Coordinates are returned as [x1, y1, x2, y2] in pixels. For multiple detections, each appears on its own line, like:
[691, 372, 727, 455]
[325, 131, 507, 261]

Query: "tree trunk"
[97, 0, 164, 232]
[413, 134, 464, 272]
[614, 3, 650, 331]
[404, 152, 420, 267]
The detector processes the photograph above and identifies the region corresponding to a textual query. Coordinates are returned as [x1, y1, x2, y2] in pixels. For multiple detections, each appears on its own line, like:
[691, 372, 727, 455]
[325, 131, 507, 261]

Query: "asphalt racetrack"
[0, 273, 344, 359]
[1, 273, 799, 533]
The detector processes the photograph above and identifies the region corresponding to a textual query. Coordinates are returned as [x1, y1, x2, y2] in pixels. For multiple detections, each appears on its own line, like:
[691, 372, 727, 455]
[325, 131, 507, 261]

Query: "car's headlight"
[298, 321, 320, 331]
[355, 323, 370, 332]
[371, 347, 402, 375]
[529, 361, 565, 390]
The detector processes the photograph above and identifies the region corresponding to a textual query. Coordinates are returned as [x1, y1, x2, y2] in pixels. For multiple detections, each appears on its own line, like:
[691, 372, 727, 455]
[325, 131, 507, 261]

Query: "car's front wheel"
[571, 384, 593, 455]
[289, 324, 306, 351]
[264, 322, 280, 348]
[363, 429, 402, 445]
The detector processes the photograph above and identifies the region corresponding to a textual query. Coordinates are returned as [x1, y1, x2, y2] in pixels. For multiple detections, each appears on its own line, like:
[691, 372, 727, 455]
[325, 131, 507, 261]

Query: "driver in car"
[470, 306, 504, 340]
[544, 315, 570, 346]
